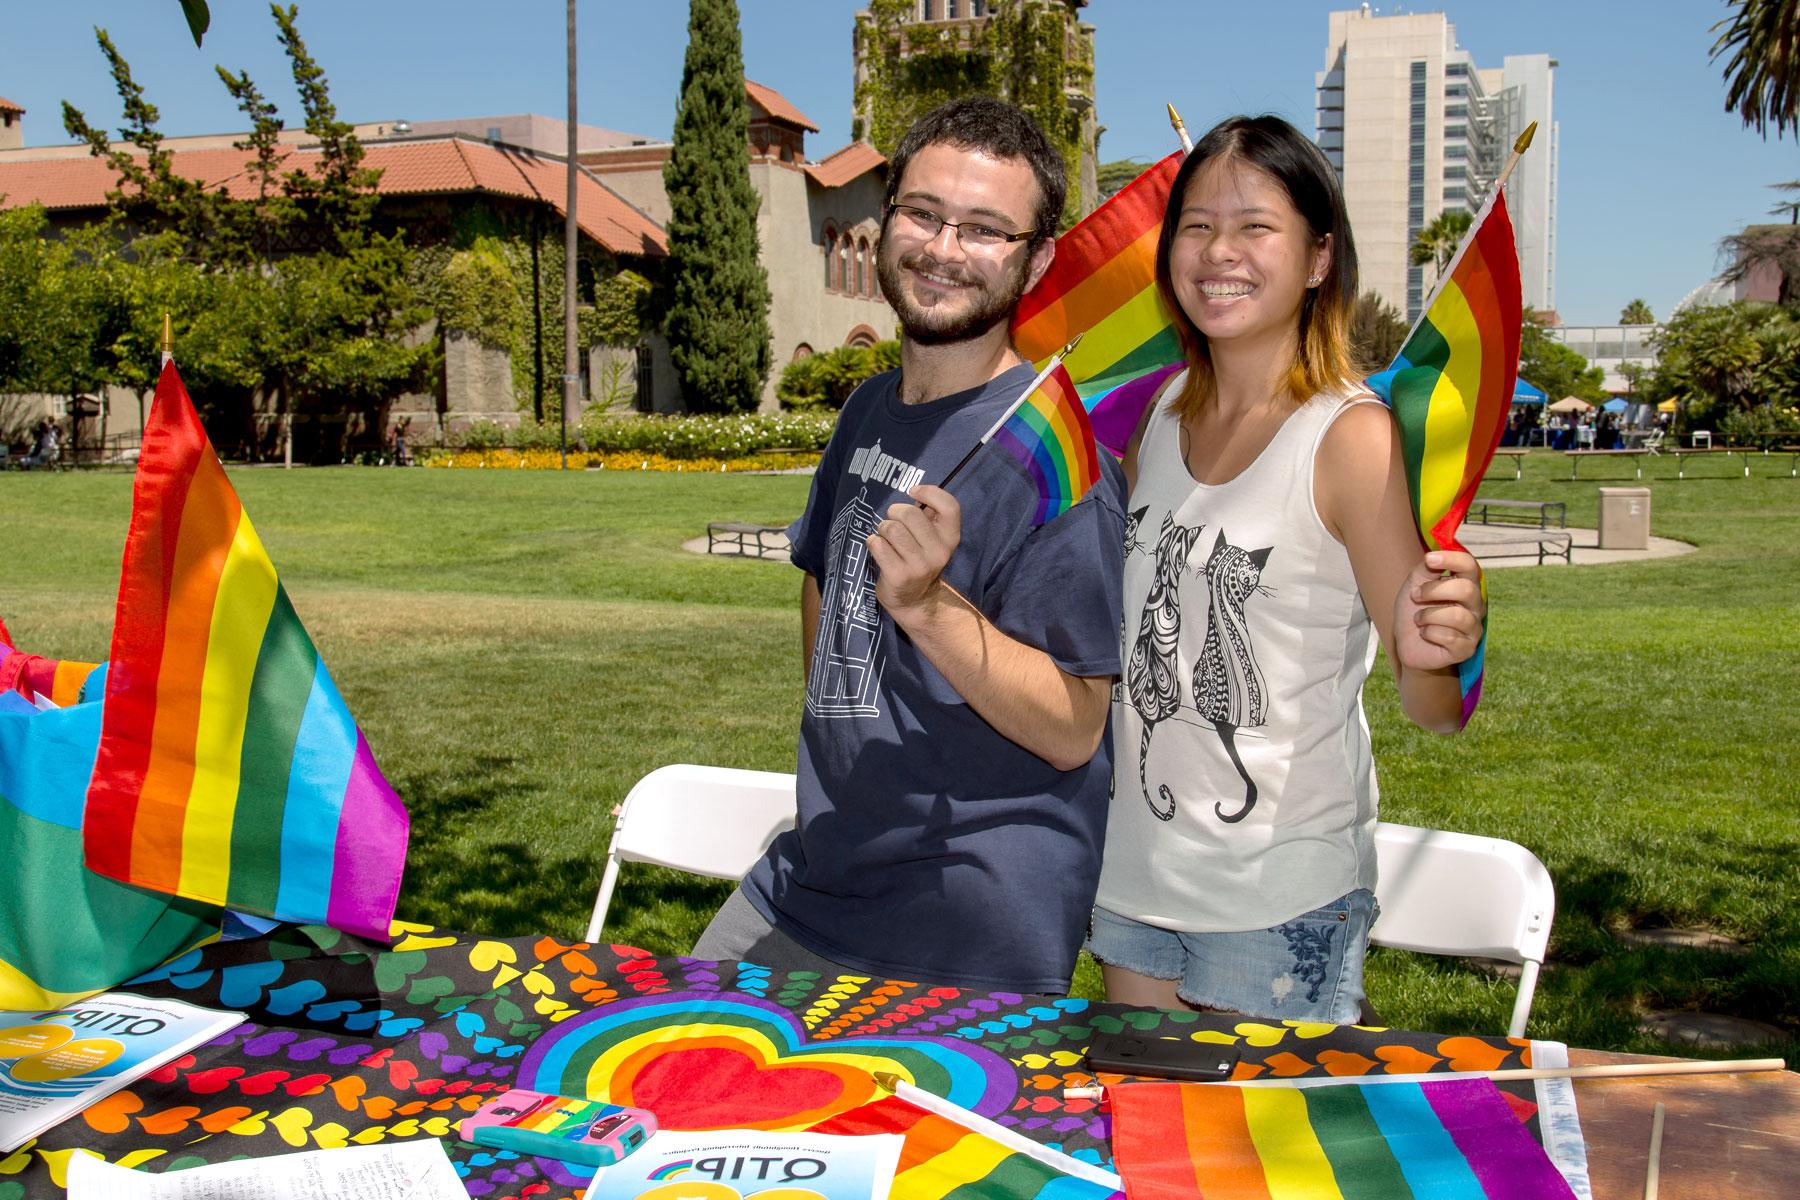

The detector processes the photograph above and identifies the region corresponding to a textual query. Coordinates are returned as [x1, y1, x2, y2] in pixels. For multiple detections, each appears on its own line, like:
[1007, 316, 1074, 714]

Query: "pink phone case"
[458, 1088, 655, 1166]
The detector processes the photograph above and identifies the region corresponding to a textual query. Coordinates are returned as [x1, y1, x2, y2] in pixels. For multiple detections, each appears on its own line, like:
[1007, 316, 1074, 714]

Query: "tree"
[1768, 179, 1800, 223]
[1095, 159, 1147, 202]
[62, 29, 220, 254]
[661, 0, 772, 413]
[1648, 302, 1799, 426]
[1349, 291, 1409, 374]
[1711, 0, 1800, 140]
[1718, 223, 1800, 306]
[1619, 299, 1656, 325]
[1409, 209, 1473, 275]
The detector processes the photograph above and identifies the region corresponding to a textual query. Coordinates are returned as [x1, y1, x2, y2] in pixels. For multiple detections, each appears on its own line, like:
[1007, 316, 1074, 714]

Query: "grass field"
[2, 448, 1795, 1061]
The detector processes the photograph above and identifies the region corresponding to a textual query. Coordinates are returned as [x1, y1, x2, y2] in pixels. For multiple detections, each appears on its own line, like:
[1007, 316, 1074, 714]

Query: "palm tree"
[1409, 210, 1473, 276]
[1769, 179, 1800, 223]
[1711, 0, 1800, 139]
[1619, 299, 1656, 325]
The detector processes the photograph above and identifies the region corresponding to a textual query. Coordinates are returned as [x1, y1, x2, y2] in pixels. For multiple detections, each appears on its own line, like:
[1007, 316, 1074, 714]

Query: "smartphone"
[1084, 1031, 1241, 1082]
[458, 1089, 655, 1166]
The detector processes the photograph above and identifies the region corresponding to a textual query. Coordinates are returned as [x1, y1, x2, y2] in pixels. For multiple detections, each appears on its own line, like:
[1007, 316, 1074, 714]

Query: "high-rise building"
[1316, 6, 1557, 319]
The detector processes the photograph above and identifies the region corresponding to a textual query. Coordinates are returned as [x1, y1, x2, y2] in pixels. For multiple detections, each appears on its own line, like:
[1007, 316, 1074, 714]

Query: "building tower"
[853, 0, 1098, 222]
[0, 97, 24, 151]
[1316, 6, 1557, 319]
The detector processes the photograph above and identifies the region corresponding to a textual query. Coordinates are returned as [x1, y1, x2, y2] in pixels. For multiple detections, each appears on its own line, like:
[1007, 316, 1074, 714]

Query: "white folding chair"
[584, 764, 798, 943]
[1370, 822, 1555, 1038]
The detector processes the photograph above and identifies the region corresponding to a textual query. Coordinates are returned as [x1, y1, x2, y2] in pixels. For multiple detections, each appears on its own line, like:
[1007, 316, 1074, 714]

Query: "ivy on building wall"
[416, 207, 644, 416]
[853, 0, 1093, 228]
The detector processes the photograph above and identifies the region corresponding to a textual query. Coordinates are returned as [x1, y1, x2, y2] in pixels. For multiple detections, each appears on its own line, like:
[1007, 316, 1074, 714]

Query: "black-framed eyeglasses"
[885, 202, 1037, 249]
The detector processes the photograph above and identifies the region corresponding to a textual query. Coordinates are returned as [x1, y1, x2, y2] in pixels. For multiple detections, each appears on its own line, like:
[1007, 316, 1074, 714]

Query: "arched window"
[860, 238, 876, 296]
[823, 226, 838, 290]
[853, 239, 865, 297]
[838, 238, 850, 295]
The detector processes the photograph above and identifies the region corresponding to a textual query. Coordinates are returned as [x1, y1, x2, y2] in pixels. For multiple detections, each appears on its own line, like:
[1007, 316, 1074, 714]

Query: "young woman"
[1089, 115, 1486, 1023]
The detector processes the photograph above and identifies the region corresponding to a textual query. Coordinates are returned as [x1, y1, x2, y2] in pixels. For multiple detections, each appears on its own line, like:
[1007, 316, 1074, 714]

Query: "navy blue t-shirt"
[740, 363, 1126, 993]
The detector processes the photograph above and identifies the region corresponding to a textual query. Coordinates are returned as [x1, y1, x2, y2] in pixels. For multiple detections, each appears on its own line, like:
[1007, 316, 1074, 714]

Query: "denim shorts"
[1086, 890, 1378, 1024]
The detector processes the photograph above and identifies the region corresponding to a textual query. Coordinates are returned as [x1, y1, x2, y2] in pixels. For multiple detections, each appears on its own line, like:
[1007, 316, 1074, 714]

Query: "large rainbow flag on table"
[81, 359, 409, 942]
[0, 631, 226, 1009]
[995, 362, 1103, 525]
[816, 1095, 1124, 1200]
[1367, 191, 1522, 727]
[1108, 1078, 1575, 1200]
[1011, 151, 1184, 454]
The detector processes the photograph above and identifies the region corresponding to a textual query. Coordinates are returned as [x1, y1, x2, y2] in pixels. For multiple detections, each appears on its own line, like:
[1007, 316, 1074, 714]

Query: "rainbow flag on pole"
[1367, 192, 1523, 727]
[1012, 152, 1184, 454]
[995, 362, 1103, 525]
[815, 1095, 1123, 1200]
[1108, 1078, 1575, 1200]
[82, 360, 408, 941]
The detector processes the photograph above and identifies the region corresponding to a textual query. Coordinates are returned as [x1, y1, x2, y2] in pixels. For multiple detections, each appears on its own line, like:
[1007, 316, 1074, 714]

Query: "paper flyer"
[0, 992, 244, 1153]
[66, 1138, 469, 1199]
[583, 1129, 904, 1200]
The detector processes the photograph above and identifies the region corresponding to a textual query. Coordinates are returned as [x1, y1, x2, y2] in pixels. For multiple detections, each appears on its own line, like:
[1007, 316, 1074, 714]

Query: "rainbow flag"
[81, 360, 409, 941]
[1012, 152, 1184, 454]
[1367, 192, 1522, 727]
[0, 640, 99, 710]
[1108, 1078, 1575, 1200]
[815, 1095, 1123, 1200]
[0, 639, 226, 1010]
[996, 362, 1103, 525]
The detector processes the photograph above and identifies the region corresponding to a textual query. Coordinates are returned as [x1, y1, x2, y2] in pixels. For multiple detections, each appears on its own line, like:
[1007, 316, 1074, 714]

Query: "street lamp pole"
[562, 0, 579, 471]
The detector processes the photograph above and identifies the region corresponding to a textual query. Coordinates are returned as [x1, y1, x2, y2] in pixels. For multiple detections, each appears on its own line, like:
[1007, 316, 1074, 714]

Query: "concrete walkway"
[1462, 523, 1694, 570]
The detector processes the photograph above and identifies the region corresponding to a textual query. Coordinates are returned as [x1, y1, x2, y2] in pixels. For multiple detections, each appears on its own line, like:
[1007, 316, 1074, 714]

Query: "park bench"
[1564, 449, 1646, 480]
[1458, 522, 1573, 566]
[1488, 447, 1530, 480]
[706, 521, 790, 561]
[1468, 497, 1566, 529]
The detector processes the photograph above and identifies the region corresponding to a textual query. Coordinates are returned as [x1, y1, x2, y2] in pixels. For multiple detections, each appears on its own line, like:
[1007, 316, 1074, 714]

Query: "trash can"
[1598, 486, 1651, 550]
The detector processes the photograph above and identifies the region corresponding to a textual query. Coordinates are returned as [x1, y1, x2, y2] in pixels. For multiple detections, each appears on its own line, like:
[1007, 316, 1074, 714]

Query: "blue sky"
[5, 2, 1795, 325]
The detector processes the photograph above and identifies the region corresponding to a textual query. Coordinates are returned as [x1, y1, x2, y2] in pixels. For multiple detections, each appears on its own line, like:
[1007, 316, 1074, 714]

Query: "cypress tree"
[662, 0, 771, 413]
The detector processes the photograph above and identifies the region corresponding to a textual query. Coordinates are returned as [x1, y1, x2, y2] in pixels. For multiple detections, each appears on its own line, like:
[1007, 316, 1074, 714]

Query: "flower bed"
[421, 447, 819, 472]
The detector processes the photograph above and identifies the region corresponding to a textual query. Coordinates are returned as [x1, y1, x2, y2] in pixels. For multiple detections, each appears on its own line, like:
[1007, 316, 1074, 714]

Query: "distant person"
[1092, 115, 1485, 1023]
[391, 418, 412, 466]
[692, 97, 1126, 995]
[19, 420, 59, 469]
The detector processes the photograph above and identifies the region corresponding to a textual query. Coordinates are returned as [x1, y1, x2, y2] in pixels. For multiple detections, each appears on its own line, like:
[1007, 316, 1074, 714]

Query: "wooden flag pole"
[874, 1072, 1124, 1190]
[936, 332, 1082, 490]
[1167, 102, 1193, 154]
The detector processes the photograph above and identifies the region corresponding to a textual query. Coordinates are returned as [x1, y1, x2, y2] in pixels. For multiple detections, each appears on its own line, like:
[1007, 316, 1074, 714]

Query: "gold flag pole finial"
[1168, 102, 1193, 153]
[160, 312, 173, 359]
[1514, 121, 1538, 155]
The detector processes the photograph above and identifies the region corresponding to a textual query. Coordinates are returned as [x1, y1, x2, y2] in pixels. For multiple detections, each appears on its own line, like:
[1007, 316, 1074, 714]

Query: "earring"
[1306, 275, 1323, 287]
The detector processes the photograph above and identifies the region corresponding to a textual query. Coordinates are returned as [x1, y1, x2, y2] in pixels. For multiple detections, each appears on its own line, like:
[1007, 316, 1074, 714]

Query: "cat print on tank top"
[1191, 529, 1273, 823]
[1112, 506, 1151, 707]
[1125, 512, 1206, 821]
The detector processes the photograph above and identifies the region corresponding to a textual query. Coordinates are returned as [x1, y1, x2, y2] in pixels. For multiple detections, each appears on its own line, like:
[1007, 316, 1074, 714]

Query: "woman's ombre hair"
[1154, 114, 1360, 417]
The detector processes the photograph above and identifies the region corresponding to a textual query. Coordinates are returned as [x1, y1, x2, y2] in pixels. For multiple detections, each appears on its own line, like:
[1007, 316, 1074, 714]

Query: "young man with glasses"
[693, 98, 1125, 995]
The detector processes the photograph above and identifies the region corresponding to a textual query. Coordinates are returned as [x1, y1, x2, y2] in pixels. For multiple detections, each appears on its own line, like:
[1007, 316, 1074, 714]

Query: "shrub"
[777, 340, 899, 410]
[578, 412, 837, 459]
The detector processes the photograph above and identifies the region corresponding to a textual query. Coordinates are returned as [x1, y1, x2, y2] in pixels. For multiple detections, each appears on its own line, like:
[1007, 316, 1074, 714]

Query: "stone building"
[581, 80, 896, 408]
[0, 130, 669, 453]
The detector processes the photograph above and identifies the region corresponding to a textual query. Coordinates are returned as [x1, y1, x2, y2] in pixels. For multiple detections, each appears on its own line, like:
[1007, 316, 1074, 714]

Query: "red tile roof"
[804, 142, 886, 189]
[0, 136, 665, 257]
[745, 80, 818, 133]
[0, 97, 23, 115]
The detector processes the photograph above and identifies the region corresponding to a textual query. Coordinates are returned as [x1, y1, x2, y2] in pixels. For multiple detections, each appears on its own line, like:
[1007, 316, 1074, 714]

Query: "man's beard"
[876, 241, 1032, 346]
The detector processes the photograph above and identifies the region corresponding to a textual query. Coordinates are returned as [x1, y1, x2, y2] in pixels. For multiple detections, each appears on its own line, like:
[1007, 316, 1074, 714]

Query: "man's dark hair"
[885, 97, 1067, 243]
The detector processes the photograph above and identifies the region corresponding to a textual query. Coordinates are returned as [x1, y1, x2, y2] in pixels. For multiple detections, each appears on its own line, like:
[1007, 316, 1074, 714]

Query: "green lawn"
[2, 450, 1795, 1061]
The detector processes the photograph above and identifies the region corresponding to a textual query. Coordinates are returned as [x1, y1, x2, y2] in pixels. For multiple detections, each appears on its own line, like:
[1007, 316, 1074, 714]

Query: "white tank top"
[1097, 375, 1383, 933]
